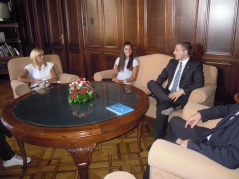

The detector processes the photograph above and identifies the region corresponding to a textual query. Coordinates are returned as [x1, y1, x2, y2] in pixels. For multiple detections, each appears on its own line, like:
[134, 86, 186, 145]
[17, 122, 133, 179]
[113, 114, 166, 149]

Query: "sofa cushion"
[132, 54, 173, 92]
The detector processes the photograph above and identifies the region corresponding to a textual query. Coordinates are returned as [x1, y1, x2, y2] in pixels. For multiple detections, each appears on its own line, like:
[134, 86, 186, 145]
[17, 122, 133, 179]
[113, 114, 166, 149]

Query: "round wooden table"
[1, 82, 149, 179]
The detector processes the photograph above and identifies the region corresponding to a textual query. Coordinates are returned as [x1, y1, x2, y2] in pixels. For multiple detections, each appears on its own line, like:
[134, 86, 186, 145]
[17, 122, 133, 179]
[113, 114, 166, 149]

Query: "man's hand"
[180, 139, 190, 148]
[185, 112, 202, 128]
[168, 90, 184, 101]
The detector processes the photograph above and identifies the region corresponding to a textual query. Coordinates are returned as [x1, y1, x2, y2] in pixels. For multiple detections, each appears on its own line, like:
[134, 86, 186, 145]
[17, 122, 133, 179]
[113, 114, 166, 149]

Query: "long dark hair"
[118, 42, 134, 71]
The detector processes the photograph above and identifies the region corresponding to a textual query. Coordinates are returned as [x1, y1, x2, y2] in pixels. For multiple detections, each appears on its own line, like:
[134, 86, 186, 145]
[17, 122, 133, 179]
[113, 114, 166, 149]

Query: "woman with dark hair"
[112, 42, 139, 84]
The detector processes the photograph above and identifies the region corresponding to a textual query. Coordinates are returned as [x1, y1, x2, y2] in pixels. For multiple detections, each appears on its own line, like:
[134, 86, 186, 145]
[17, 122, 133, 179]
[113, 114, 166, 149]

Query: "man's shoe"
[3, 154, 31, 167]
[161, 104, 181, 115]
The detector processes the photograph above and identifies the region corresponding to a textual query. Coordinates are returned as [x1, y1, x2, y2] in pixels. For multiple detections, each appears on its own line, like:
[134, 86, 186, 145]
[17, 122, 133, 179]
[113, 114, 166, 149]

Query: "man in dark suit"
[143, 103, 239, 179]
[147, 42, 204, 140]
[166, 103, 239, 169]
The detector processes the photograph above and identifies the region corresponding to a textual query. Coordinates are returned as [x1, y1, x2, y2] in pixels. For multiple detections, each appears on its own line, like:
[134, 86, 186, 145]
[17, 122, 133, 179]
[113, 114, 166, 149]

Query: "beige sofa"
[94, 54, 218, 118]
[8, 54, 79, 98]
[148, 102, 239, 179]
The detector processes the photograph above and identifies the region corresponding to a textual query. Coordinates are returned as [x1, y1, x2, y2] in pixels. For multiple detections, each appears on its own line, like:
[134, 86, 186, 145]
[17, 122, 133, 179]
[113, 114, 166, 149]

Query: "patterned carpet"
[0, 120, 154, 179]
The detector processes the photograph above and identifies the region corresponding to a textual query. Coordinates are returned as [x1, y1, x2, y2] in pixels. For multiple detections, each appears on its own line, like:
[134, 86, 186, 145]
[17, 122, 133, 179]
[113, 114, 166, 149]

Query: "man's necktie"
[170, 62, 182, 94]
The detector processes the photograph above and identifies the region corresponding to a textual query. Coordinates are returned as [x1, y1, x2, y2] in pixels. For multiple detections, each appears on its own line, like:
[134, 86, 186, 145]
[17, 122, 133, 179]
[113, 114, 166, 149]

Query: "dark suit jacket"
[188, 103, 239, 169]
[156, 57, 204, 106]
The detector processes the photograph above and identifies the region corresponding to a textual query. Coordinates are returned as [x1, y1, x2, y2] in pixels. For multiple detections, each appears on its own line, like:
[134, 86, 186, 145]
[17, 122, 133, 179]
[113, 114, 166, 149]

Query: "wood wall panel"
[45, 0, 64, 46]
[23, 0, 47, 53]
[63, 1, 80, 45]
[206, 0, 237, 55]
[85, 52, 101, 80]
[19, 0, 239, 103]
[164, 0, 174, 54]
[83, 0, 101, 47]
[144, 0, 165, 50]
[195, 0, 207, 56]
[122, 0, 139, 47]
[205, 62, 232, 104]
[103, 0, 119, 47]
[105, 53, 119, 70]
[173, 0, 198, 48]
[68, 51, 82, 76]
[62, 0, 85, 76]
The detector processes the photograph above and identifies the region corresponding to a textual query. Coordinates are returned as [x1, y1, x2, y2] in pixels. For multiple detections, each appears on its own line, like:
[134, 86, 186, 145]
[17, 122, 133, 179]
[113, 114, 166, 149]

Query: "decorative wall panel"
[144, 0, 165, 50]
[173, 0, 198, 48]
[105, 53, 118, 70]
[103, 0, 119, 47]
[84, 0, 101, 47]
[206, 0, 237, 55]
[85, 52, 101, 79]
[122, 0, 139, 46]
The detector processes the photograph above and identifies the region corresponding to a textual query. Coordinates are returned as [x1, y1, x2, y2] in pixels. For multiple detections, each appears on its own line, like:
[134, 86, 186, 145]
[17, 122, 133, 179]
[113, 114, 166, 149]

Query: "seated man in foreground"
[166, 102, 239, 169]
[143, 103, 239, 179]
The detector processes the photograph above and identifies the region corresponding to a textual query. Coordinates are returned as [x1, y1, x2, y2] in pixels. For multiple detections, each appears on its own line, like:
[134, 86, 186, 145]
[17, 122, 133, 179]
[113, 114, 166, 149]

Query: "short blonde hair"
[30, 48, 46, 69]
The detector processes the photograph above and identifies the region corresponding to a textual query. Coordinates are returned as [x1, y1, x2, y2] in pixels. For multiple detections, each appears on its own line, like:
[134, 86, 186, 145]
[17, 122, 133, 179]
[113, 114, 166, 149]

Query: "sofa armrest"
[94, 69, 114, 81]
[188, 84, 217, 105]
[182, 102, 222, 128]
[149, 139, 239, 179]
[58, 73, 79, 83]
[182, 102, 209, 120]
[11, 80, 31, 99]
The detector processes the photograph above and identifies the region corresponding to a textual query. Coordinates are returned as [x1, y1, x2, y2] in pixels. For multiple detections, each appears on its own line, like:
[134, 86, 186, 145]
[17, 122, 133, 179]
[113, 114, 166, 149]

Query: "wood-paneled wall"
[81, 0, 239, 104]
[14, 0, 239, 104]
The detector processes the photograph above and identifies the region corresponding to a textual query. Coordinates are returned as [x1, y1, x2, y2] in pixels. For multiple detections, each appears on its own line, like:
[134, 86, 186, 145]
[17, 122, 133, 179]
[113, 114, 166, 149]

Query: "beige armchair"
[148, 102, 239, 179]
[8, 54, 79, 98]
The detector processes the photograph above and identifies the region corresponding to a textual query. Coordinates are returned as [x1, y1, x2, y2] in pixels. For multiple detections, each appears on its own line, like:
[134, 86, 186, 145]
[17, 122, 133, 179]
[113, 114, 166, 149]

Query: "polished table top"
[2, 81, 149, 147]
[13, 82, 139, 127]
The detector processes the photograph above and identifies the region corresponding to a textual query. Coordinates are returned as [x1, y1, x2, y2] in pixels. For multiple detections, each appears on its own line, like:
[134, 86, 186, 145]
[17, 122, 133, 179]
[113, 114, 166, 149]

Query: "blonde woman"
[18, 48, 57, 88]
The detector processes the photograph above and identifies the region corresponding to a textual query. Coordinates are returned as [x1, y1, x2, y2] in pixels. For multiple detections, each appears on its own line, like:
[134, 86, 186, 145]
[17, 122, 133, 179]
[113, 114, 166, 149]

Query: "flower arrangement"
[68, 78, 95, 103]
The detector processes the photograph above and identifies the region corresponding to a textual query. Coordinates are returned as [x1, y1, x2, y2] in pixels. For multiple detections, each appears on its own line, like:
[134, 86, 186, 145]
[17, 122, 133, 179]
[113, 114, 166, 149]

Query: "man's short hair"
[178, 42, 192, 55]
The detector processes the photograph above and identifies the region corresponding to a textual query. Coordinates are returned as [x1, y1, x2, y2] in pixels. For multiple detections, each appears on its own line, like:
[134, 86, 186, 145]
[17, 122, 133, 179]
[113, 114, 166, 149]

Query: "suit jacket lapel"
[180, 58, 192, 81]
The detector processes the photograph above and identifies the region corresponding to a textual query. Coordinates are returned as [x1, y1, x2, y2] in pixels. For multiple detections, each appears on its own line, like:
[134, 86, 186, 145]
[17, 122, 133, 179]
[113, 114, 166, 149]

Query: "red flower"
[71, 92, 77, 98]
[73, 88, 78, 93]
[80, 88, 86, 94]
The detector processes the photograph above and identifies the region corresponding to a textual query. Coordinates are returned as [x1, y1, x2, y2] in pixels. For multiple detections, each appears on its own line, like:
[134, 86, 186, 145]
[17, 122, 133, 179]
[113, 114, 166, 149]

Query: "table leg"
[16, 139, 27, 169]
[66, 143, 96, 179]
[137, 119, 144, 152]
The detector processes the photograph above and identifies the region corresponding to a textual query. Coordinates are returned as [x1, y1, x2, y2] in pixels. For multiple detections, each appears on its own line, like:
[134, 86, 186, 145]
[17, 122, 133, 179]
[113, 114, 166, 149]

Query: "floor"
[0, 79, 155, 179]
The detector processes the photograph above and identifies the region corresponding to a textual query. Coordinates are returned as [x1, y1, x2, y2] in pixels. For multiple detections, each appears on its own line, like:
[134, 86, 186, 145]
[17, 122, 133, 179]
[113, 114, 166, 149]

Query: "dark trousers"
[166, 116, 209, 142]
[147, 80, 189, 139]
[0, 120, 15, 160]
